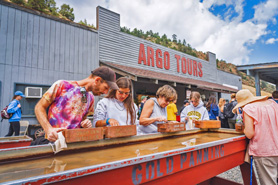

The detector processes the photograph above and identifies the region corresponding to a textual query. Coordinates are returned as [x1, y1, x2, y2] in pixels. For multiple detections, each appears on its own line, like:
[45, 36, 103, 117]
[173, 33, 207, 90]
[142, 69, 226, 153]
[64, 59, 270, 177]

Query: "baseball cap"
[141, 96, 147, 100]
[184, 100, 189, 104]
[91, 66, 119, 90]
[15, 91, 26, 98]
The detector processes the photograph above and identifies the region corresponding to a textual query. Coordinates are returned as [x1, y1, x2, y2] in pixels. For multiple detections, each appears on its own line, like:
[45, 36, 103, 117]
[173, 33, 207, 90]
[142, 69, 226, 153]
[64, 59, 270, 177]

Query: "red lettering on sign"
[193, 60, 198, 77]
[164, 51, 170, 70]
[187, 59, 192, 75]
[175, 55, 180, 73]
[138, 44, 146, 65]
[147, 46, 155, 67]
[181, 57, 187, 74]
[138, 43, 203, 78]
[156, 49, 163, 69]
[198, 63, 203, 77]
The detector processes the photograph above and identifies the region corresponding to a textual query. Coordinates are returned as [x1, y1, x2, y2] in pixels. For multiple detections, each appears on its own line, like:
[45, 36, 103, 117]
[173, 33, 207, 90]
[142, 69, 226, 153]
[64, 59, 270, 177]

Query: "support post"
[254, 72, 261, 96]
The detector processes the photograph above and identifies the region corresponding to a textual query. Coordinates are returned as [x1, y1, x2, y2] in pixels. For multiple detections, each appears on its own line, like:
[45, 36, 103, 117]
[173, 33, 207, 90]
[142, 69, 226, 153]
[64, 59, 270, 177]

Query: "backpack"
[223, 102, 235, 118]
[1, 105, 13, 122]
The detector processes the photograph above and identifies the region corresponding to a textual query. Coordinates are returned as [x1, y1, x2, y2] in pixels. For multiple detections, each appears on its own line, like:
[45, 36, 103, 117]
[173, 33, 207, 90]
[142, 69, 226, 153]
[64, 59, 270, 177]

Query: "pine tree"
[59, 4, 75, 21]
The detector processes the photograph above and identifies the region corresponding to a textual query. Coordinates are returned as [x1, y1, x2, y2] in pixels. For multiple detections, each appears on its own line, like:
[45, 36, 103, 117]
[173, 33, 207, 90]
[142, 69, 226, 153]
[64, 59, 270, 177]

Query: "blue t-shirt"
[208, 104, 219, 120]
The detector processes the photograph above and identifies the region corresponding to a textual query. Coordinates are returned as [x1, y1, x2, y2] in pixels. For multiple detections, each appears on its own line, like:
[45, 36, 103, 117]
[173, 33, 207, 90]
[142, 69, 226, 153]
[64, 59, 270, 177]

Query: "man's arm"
[35, 98, 63, 142]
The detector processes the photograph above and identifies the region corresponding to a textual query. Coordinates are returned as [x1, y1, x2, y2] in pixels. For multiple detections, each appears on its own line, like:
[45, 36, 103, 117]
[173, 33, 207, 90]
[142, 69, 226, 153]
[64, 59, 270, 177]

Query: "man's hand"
[81, 119, 92, 128]
[108, 118, 119, 126]
[46, 128, 64, 142]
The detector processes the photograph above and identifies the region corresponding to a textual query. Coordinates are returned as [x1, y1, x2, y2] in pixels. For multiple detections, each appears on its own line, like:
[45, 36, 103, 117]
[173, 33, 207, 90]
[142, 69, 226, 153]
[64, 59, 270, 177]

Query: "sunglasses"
[118, 90, 130, 95]
[190, 100, 198, 103]
[80, 87, 87, 103]
[165, 98, 174, 103]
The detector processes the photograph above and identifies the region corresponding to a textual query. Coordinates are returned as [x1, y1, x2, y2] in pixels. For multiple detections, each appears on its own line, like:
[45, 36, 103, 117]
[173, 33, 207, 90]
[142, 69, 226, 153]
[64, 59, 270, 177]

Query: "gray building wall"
[0, 3, 99, 137]
[97, 6, 241, 88]
[217, 70, 242, 90]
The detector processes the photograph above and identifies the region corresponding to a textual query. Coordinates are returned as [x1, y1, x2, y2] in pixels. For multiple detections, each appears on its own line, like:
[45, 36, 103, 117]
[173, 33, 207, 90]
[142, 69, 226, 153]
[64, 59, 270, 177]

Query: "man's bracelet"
[106, 118, 110, 126]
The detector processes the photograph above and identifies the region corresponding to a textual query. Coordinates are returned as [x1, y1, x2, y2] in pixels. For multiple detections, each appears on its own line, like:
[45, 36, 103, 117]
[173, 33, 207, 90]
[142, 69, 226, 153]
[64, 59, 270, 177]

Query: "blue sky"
[204, 0, 278, 64]
[56, 0, 278, 65]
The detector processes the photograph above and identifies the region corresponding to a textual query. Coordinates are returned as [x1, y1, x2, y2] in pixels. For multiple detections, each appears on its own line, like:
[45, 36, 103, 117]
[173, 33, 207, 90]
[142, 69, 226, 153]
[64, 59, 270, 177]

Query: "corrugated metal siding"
[0, 4, 99, 136]
[98, 6, 240, 86]
[217, 70, 242, 90]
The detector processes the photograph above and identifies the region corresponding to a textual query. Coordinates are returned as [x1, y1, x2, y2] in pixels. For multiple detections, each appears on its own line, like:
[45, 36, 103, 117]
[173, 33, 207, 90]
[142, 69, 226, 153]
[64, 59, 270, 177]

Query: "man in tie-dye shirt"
[35, 66, 118, 142]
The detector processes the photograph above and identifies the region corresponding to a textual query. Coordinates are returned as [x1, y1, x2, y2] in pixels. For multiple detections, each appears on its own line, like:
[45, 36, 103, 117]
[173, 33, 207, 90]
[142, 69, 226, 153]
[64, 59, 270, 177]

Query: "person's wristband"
[106, 118, 110, 126]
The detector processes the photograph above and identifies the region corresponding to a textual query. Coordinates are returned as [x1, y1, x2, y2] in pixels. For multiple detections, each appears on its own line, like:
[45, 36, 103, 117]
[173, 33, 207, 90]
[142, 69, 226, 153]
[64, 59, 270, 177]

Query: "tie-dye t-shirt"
[43, 80, 94, 129]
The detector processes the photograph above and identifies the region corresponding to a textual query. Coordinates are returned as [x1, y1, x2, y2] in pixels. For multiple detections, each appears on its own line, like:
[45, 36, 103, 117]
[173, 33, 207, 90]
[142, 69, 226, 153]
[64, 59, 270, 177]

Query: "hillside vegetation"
[120, 27, 276, 94]
[5, 0, 95, 28]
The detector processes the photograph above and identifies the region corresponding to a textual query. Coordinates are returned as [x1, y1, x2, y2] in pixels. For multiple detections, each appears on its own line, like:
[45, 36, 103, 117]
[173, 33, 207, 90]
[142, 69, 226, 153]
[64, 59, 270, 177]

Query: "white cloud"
[253, 0, 278, 24]
[108, 0, 267, 65]
[56, 0, 277, 65]
[265, 38, 278, 44]
[198, 21, 267, 65]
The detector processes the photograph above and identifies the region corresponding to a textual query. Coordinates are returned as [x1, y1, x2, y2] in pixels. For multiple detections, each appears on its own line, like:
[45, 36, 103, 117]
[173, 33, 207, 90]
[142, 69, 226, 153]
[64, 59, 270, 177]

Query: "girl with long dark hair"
[93, 77, 137, 127]
[206, 96, 219, 120]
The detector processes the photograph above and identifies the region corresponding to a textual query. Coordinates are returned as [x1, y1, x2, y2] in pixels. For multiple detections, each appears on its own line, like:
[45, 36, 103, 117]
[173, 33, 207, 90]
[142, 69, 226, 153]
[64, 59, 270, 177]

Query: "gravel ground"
[218, 166, 243, 184]
[217, 163, 261, 185]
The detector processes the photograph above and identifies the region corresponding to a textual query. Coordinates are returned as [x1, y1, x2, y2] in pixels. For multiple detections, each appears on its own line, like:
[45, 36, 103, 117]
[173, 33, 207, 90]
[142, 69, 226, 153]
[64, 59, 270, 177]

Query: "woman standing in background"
[206, 96, 219, 120]
[5, 91, 25, 137]
[218, 98, 229, 128]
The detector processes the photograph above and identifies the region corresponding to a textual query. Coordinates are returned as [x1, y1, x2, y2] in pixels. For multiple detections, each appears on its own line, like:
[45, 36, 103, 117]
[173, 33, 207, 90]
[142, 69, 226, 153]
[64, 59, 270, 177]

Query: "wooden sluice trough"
[0, 126, 257, 185]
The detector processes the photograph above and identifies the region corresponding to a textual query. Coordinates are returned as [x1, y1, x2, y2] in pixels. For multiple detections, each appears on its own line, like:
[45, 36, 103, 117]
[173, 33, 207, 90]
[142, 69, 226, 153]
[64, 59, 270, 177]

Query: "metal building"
[0, 2, 241, 137]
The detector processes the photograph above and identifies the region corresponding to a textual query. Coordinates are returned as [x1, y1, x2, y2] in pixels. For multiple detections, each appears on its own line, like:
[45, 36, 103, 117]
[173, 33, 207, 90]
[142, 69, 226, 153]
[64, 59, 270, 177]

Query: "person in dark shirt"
[138, 96, 147, 118]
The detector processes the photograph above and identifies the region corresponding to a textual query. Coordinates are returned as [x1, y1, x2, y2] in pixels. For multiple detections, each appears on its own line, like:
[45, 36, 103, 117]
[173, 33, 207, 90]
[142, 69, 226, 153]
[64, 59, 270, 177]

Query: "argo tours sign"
[138, 43, 203, 77]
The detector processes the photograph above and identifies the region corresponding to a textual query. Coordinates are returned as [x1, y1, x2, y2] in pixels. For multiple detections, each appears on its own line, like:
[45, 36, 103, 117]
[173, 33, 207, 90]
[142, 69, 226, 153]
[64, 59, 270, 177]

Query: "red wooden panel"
[195, 120, 221, 129]
[0, 141, 32, 149]
[0, 136, 33, 149]
[62, 128, 103, 143]
[157, 122, 185, 132]
[104, 125, 137, 138]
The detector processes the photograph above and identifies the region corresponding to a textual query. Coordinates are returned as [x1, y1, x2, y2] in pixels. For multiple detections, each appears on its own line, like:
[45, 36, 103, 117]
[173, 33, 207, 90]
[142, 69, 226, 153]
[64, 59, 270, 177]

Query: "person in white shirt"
[181, 91, 209, 130]
[93, 77, 138, 127]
